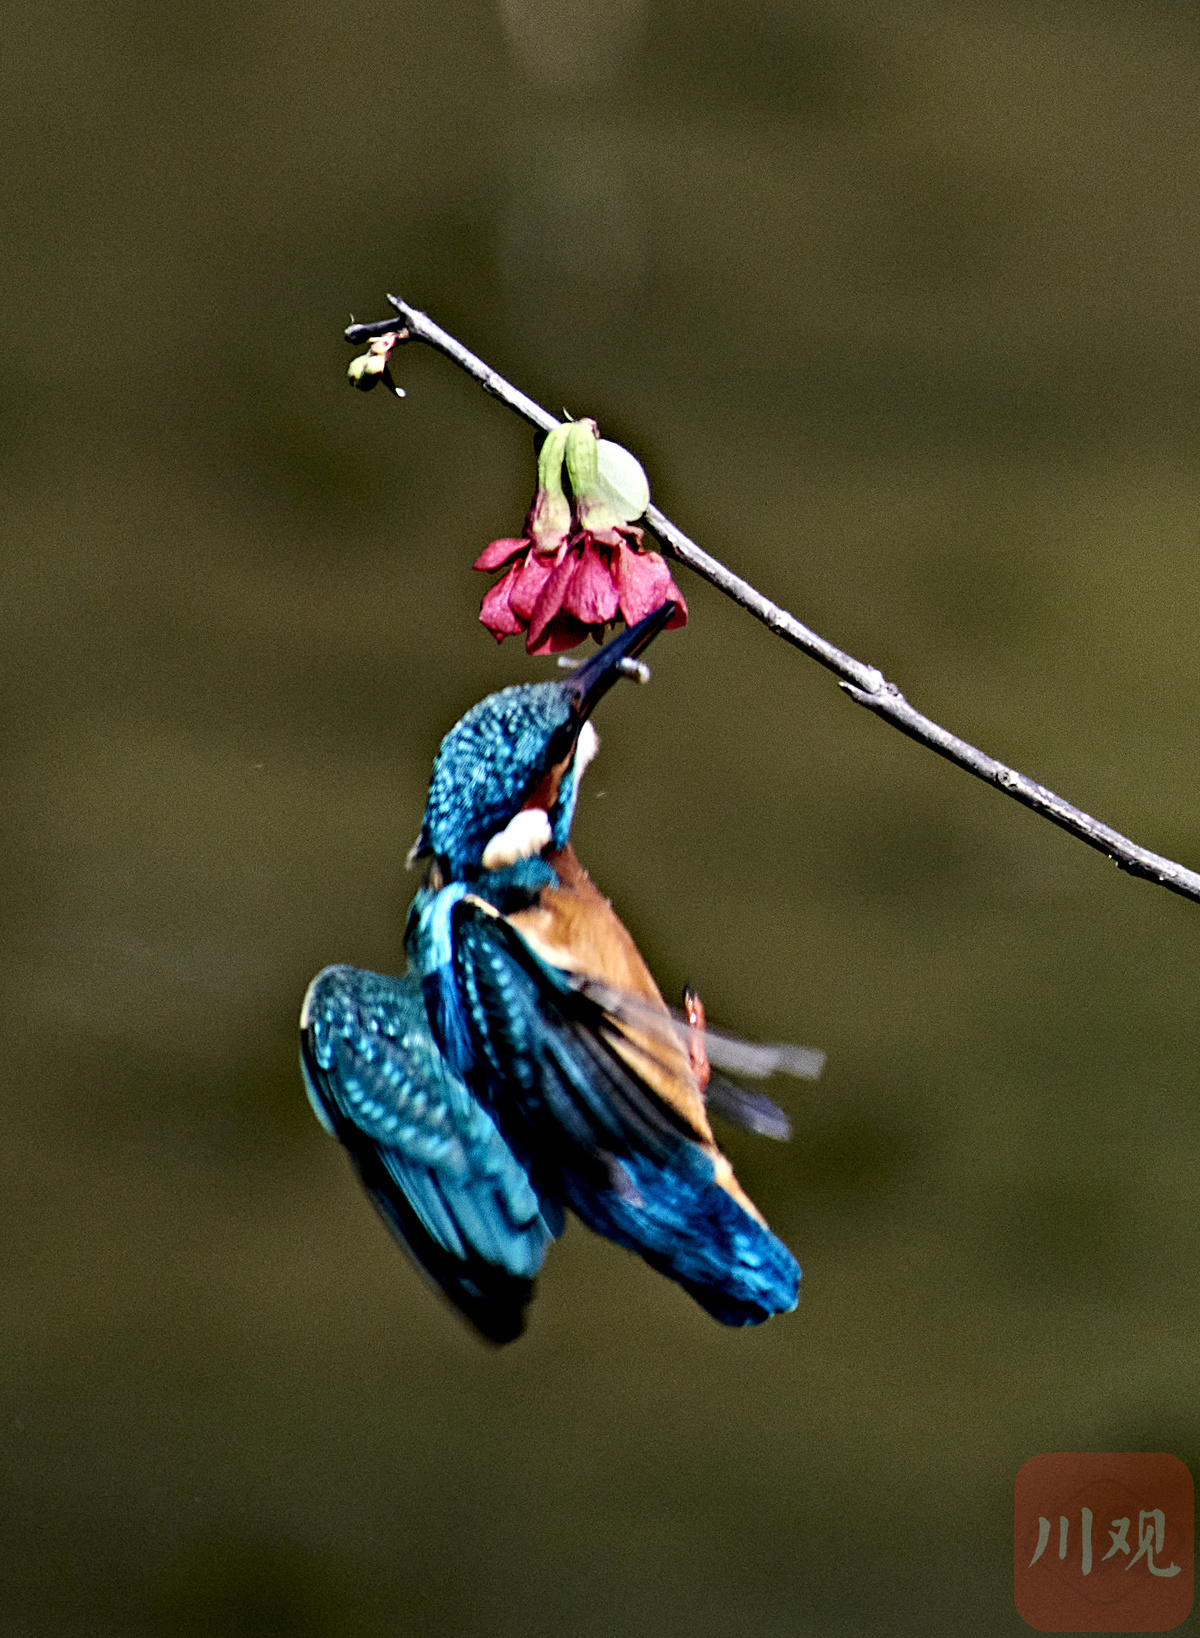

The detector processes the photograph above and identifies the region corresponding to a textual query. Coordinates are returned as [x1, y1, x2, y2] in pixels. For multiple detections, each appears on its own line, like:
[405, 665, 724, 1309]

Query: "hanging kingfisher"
[301, 603, 821, 1343]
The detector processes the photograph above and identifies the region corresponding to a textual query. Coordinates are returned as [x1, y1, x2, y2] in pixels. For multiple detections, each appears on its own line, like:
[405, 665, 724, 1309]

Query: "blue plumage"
[567, 1150, 802, 1328]
[301, 964, 560, 1343]
[302, 604, 803, 1341]
[413, 682, 574, 877]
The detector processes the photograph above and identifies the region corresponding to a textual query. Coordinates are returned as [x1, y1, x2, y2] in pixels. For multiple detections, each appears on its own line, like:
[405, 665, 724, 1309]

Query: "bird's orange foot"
[683, 986, 711, 1092]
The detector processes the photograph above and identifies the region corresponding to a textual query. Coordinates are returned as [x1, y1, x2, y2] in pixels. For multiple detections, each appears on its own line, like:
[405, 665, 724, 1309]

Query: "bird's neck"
[466, 853, 559, 913]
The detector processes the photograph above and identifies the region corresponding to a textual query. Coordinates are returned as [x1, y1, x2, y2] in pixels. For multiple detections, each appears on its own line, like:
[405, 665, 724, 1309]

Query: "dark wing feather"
[564, 978, 822, 1140]
[572, 977, 824, 1080]
[301, 964, 560, 1344]
[703, 1075, 793, 1140]
[427, 901, 700, 1181]
[426, 903, 801, 1325]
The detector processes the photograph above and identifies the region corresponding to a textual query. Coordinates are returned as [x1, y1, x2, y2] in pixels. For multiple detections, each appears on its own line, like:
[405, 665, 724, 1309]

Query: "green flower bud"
[595, 437, 650, 524]
[347, 333, 405, 395]
[527, 422, 573, 552]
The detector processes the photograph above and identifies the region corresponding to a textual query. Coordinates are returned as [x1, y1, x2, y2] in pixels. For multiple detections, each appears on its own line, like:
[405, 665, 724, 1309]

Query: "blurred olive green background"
[5, 0, 1200, 1632]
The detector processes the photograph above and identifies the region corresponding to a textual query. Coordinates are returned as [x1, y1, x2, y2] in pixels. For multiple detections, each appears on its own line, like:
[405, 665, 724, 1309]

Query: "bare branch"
[343, 297, 1200, 907]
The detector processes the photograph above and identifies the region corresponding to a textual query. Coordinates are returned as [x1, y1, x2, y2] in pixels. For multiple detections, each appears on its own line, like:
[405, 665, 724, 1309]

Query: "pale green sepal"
[563, 418, 601, 499]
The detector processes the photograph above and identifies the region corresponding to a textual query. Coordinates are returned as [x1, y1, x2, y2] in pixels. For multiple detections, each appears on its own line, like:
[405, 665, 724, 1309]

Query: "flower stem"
[345, 295, 1200, 908]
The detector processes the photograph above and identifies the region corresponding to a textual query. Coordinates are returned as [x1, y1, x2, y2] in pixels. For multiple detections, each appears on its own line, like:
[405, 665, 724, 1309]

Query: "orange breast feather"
[506, 845, 765, 1223]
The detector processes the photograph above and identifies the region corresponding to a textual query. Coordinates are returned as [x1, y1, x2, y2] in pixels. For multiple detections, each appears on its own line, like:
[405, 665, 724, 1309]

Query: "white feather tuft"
[481, 807, 553, 871]
[574, 721, 600, 778]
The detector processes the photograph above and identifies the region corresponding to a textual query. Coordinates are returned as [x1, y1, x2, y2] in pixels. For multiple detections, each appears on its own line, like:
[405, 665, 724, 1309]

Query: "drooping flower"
[475, 418, 686, 654]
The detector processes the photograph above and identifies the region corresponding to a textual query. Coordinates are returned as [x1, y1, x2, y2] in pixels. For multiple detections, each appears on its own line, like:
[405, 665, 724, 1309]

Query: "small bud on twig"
[347, 330, 406, 396]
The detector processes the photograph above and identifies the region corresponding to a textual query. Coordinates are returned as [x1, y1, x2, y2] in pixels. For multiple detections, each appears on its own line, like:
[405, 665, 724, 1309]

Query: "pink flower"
[474, 420, 687, 654]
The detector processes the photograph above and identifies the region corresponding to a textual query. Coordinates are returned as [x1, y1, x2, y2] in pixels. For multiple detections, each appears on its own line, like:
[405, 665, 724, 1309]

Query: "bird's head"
[411, 602, 675, 882]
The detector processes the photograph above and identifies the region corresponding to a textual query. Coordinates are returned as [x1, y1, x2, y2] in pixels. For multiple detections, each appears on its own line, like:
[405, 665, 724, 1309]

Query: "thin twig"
[343, 297, 1200, 907]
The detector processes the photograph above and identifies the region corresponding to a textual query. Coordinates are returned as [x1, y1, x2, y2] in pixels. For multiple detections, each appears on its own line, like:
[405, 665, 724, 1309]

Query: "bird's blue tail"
[564, 1147, 800, 1326]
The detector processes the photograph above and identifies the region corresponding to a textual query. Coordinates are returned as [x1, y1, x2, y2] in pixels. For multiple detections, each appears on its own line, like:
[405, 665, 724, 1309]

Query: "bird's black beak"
[562, 602, 676, 723]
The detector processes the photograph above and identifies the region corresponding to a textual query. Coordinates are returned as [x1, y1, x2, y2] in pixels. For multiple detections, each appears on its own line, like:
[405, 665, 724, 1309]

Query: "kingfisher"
[301, 603, 820, 1343]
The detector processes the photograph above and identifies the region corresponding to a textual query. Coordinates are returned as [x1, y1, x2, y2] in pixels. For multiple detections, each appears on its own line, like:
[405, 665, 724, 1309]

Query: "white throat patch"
[481, 807, 553, 871]
[574, 721, 600, 779]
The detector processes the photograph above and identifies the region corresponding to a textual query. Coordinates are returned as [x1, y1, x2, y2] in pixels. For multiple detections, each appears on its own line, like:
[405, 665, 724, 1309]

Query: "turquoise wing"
[301, 964, 561, 1344]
